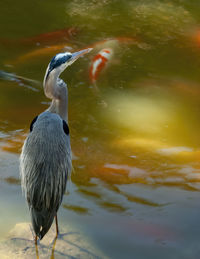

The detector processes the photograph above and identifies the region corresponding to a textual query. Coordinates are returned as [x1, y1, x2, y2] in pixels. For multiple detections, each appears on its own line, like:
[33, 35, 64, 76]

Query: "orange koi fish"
[0, 27, 78, 47]
[89, 48, 113, 83]
[189, 28, 200, 47]
[8, 44, 73, 65]
[19, 27, 78, 46]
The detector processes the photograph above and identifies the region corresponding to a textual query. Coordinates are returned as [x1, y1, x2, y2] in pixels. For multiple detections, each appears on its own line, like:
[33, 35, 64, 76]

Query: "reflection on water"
[63, 204, 89, 215]
[0, 0, 200, 258]
[105, 91, 174, 135]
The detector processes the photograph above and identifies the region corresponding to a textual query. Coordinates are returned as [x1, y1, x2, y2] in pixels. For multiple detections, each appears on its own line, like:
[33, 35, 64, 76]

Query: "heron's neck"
[48, 97, 68, 122]
[44, 74, 68, 122]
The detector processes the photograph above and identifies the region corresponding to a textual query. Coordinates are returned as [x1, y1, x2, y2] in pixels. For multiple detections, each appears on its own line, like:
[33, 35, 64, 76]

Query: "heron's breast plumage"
[20, 111, 72, 211]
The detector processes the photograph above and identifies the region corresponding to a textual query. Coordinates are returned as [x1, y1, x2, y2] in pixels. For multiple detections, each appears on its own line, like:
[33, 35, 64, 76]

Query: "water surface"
[0, 0, 200, 258]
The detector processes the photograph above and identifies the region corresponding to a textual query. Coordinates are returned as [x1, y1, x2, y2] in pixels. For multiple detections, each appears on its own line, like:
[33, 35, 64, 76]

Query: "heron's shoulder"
[32, 111, 62, 130]
[30, 111, 69, 135]
[38, 111, 62, 121]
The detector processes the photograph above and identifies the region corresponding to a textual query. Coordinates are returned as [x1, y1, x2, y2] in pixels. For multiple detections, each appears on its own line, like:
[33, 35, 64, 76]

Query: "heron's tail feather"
[31, 207, 55, 240]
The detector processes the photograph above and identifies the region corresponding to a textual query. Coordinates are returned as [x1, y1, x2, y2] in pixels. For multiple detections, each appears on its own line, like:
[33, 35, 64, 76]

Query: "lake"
[0, 0, 200, 258]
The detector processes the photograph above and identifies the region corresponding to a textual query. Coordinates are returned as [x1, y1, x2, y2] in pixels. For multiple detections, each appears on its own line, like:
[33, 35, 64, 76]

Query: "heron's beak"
[70, 48, 93, 62]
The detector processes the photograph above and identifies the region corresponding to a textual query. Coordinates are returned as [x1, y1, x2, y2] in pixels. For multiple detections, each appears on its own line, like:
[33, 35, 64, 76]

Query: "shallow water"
[0, 0, 200, 258]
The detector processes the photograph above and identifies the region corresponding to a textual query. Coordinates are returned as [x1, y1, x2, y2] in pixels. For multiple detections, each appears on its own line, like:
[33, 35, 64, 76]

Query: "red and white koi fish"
[89, 48, 113, 83]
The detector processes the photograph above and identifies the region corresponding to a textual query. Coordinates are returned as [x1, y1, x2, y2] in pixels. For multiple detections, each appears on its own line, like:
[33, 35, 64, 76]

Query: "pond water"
[0, 0, 200, 258]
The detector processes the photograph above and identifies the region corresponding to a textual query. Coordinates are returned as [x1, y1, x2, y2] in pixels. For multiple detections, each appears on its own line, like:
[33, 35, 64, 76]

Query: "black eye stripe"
[30, 116, 38, 132]
[45, 54, 72, 81]
[63, 120, 69, 135]
[49, 54, 72, 72]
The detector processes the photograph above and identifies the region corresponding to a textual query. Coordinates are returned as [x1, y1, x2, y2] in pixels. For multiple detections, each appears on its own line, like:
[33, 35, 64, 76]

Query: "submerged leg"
[35, 235, 37, 245]
[55, 214, 59, 236]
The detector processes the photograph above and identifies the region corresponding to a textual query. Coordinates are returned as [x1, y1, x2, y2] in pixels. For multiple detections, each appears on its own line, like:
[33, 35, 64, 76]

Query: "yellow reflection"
[107, 93, 173, 135]
[116, 136, 200, 162]
[105, 89, 200, 165]
[116, 137, 165, 150]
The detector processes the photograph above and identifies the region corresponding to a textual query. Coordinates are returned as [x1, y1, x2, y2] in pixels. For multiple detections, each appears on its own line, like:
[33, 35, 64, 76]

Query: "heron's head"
[44, 48, 92, 82]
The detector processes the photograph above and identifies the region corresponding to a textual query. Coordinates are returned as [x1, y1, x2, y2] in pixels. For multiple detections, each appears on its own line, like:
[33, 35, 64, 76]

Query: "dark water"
[0, 0, 200, 258]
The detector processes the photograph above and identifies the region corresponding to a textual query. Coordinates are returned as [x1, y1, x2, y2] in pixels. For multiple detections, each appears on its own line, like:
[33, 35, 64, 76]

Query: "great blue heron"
[19, 48, 92, 243]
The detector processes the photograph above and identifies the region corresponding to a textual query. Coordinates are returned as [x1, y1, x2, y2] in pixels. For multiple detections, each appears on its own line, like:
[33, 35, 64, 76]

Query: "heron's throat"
[44, 71, 59, 99]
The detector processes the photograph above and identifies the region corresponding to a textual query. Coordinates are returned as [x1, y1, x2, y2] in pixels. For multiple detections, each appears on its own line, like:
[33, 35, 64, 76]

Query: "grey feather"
[20, 111, 72, 239]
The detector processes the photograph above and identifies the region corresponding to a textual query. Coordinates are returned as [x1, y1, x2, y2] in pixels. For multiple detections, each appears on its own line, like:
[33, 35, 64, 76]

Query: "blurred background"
[0, 0, 200, 258]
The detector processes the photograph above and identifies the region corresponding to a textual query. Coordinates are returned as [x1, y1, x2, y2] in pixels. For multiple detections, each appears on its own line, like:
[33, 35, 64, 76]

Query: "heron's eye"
[30, 116, 38, 132]
[63, 120, 69, 135]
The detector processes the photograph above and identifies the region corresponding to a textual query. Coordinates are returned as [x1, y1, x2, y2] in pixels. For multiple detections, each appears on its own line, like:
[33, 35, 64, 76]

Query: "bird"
[19, 47, 92, 244]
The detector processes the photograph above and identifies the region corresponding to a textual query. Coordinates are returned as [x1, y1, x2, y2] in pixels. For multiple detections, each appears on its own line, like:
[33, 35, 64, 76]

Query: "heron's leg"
[35, 236, 39, 259]
[50, 234, 58, 259]
[55, 214, 59, 236]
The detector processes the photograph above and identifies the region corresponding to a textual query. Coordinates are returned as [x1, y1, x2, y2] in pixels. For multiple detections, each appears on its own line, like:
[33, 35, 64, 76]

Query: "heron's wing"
[20, 113, 72, 239]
